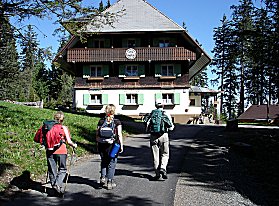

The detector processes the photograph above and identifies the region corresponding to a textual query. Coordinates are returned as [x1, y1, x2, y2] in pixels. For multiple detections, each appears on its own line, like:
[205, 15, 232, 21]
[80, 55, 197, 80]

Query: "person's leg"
[55, 154, 67, 190]
[107, 157, 117, 180]
[150, 136, 160, 177]
[106, 157, 117, 189]
[159, 133, 169, 179]
[46, 153, 57, 187]
[98, 143, 110, 178]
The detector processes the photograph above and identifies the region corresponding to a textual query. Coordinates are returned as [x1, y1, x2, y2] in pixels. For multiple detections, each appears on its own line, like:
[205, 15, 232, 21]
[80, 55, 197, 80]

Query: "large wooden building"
[54, 0, 211, 123]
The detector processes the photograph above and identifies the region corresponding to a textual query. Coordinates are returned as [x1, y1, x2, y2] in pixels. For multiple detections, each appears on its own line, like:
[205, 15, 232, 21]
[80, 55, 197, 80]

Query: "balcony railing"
[67, 47, 196, 62]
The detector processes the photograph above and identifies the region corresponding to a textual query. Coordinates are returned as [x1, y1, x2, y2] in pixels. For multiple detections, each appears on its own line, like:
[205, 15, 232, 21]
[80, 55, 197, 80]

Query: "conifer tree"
[230, 0, 256, 115]
[106, 0, 111, 9]
[0, 16, 20, 100]
[19, 25, 39, 101]
[211, 15, 236, 118]
[99, 0, 104, 12]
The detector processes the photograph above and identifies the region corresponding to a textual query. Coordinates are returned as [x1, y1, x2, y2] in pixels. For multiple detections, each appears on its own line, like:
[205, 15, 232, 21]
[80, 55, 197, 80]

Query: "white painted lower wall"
[74, 88, 202, 117]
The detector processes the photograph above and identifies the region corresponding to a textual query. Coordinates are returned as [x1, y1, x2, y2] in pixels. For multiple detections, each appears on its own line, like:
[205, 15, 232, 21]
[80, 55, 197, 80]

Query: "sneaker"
[100, 177, 106, 185]
[106, 180, 116, 190]
[160, 169, 168, 179]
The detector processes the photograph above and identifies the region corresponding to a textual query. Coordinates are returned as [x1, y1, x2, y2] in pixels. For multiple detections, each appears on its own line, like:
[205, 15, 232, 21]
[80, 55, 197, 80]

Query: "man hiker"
[145, 99, 174, 180]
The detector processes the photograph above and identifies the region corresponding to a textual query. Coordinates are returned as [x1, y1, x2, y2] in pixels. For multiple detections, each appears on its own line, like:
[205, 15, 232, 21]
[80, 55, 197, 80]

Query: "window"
[125, 65, 138, 76]
[127, 39, 136, 48]
[91, 94, 101, 104]
[161, 65, 174, 76]
[162, 93, 173, 104]
[159, 39, 170, 47]
[190, 99, 195, 106]
[126, 94, 137, 104]
[94, 39, 105, 48]
[90, 66, 102, 77]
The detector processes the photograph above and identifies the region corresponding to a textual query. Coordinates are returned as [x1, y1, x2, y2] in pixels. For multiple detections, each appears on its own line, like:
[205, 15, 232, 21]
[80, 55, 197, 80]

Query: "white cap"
[155, 99, 163, 106]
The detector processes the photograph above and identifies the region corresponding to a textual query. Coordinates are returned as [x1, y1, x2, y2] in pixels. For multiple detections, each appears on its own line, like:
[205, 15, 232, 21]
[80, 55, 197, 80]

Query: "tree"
[33, 48, 51, 102]
[106, 0, 111, 9]
[99, 0, 104, 12]
[18, 25, 40, 101]
[264, 0, 279, 103]
[231, 0, 256, 115]
[211, 15, 236, 118]
[0, 16, 20, 100]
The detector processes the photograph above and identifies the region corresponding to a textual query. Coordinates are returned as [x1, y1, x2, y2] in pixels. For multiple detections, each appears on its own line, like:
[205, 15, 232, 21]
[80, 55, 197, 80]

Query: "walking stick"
[44, 170, 48, 193]
[63, 148, 76, 197]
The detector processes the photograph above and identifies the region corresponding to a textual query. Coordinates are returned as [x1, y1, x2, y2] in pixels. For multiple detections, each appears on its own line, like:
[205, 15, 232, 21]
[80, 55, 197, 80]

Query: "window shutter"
[137, 94, 144, 105]
[138, 65, 145, 77]
[174, 64, 181, 77]
[104, 39, 110, 48]
[122, 38, 127, 47]
[155, 64, 161, 77]
[173, 93, 180, 105]
[153, 38, 159, 47]
[83, 65, 90, 78]
[83, 94, 90, 105]
[102, 65, 109, 77]
[119, 65, 125, 77]
[155, 93, 162, 100]
[119, 94, 126, 105]
[135, 38, 140, 47]
[102, 94, 108, 104]
[88, 39, 94, 48]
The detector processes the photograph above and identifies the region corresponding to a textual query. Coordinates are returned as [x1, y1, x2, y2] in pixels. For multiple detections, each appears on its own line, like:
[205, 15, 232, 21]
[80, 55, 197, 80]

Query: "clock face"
[125, 48, 137, 59]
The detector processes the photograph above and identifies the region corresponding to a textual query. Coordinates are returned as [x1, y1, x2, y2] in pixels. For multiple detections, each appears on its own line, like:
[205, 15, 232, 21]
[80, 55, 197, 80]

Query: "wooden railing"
[67, 47, 196, 62]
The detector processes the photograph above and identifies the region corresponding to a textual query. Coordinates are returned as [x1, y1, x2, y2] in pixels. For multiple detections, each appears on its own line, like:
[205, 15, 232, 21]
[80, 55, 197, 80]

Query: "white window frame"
[162, 93, 173, 105]
[125, 65, 138, 76]
[90, 94, 101, 105]
[90, 65, 102, 77]
[126, 94, 138, 105]
[161, 65, 174, 76]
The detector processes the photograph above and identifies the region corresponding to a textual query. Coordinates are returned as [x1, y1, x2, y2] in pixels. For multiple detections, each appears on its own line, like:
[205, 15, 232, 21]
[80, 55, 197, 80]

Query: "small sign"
[125, 48, 136, 59]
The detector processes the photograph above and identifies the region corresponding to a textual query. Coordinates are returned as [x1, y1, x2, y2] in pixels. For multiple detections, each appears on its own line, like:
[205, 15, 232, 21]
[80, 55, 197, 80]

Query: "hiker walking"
[34, 111, 77, 196]
[145, 99, 174, 180]
[96, 104, 123, 190]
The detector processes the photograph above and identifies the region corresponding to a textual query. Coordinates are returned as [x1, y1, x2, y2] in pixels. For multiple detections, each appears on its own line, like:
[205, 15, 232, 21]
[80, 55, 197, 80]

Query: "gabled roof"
[238, 105, 279, 120]
[83, 0, 185, 33]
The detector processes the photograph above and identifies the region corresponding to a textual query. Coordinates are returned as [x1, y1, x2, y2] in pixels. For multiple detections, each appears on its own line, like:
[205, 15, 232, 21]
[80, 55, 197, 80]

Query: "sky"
[25, 0, 254, 87]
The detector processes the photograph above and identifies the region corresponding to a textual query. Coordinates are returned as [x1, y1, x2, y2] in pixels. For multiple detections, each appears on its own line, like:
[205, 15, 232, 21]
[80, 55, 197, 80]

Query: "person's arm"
[62, 126, 77, 148]
[165, 112, 175, 131]
[117, 124, 124, 153]
[96, 126, 101, 142]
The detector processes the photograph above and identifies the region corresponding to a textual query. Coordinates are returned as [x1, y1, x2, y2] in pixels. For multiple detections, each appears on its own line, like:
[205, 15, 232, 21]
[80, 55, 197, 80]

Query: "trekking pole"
[44, 170, 48, 193]
[63, 147, 76, 197]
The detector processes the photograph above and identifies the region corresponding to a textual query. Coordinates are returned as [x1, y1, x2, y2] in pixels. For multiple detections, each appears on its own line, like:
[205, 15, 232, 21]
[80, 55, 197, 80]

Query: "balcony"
[67, 47, 196, 62]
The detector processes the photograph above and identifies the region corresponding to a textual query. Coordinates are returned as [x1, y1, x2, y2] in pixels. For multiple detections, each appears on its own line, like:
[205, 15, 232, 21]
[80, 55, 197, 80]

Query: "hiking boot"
[52, 185, 63, 197]
[160, 169, 168, 179]
[152, 174, 163, 181]
[106, 180, 116, 190]
[100, 177, 106, 186]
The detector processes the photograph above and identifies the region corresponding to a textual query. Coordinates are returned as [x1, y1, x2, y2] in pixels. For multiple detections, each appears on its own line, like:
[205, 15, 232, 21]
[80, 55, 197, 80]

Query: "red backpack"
[34, 120, 63, 150]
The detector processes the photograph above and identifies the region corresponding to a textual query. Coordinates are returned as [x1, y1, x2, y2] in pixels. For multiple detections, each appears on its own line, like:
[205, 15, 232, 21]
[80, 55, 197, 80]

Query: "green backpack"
[148, 109, 172, 135]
